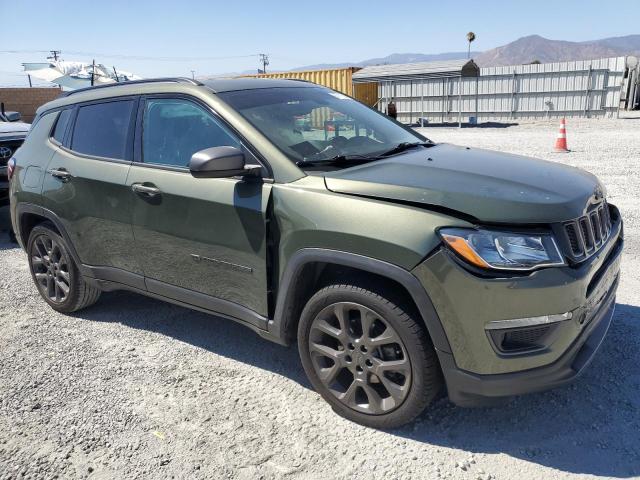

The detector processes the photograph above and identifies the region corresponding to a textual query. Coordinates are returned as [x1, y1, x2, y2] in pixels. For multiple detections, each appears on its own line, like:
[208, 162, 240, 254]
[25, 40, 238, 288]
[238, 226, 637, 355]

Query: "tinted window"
[142, 98, 240, 167]
[52, 109, 72, 144]
[71, 100, 135, 160]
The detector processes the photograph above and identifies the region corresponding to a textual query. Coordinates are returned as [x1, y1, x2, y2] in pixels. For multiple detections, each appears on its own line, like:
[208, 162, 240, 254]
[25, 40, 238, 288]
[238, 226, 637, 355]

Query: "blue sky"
[1, 0, 638, 86]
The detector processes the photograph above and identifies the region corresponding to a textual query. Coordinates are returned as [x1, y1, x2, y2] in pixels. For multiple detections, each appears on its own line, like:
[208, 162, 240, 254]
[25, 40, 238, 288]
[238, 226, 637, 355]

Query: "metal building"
[354, 56, 639, 123]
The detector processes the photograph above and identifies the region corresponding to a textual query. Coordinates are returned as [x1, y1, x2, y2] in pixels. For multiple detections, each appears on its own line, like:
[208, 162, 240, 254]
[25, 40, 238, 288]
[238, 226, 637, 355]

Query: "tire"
[298, 283, 442, 429]
[27, 222, 101, 313]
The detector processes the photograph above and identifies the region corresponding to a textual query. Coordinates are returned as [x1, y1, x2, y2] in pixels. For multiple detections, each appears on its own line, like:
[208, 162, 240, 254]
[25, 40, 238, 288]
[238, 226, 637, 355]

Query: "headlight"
[439, 228, 565, 271]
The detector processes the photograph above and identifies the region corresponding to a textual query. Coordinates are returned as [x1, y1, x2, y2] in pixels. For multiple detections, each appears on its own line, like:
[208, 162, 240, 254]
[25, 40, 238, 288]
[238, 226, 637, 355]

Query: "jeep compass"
[9, 78, 623, 428]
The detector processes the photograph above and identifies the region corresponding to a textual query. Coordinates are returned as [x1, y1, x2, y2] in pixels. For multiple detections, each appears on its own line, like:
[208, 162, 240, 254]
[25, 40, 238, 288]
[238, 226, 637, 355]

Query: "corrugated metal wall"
[246, 67, 378, 106]
[376, 57, 631, 123]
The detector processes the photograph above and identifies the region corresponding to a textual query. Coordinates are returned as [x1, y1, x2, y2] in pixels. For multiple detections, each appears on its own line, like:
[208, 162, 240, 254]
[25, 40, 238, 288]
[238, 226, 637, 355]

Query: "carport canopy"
[351, 59, 479, 83]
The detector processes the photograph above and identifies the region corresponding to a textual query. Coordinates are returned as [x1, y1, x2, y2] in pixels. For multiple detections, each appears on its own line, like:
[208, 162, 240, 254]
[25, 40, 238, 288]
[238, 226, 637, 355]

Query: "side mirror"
[5, 112, 21, 122]
[189, 146, 261, 179]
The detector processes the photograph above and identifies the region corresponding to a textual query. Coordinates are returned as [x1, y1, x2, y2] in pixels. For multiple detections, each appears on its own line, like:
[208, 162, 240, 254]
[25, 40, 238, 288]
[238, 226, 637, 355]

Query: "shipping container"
[244, 67, 378, 106]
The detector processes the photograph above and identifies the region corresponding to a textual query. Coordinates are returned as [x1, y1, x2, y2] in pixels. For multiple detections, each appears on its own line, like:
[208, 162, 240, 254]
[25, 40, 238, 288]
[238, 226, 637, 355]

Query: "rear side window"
[71, 100, 135, 160]
[51, 109, 72, 144]
[142, 98, 240, 168]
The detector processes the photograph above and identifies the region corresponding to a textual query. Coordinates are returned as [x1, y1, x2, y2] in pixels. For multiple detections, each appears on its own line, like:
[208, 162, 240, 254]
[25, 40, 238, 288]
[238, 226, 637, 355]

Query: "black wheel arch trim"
[15, 203, 89, 274]
[270, 248, 453, 354]
[14, 204, 145, 290]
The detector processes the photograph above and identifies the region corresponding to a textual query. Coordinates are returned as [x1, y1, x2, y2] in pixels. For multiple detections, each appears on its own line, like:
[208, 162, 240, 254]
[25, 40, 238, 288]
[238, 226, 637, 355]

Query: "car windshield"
[218, 87, 429, 168]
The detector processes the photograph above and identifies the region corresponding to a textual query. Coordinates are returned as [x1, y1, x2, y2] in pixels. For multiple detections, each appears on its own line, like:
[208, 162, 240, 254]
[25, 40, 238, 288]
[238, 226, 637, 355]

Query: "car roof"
[36, 77, 320, 115]
[203, 77, 317, 92]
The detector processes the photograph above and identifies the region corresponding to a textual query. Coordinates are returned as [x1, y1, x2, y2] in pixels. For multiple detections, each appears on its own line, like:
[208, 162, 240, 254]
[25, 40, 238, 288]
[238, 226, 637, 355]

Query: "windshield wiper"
[377, 141, 433, 158]
[296, 154, 376, 167]
[296, 141, 434, 167]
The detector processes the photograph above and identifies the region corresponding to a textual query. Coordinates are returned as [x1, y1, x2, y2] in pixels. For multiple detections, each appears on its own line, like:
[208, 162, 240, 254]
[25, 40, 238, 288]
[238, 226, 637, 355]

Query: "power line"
[62, 51, 261, 62]
[0, 49, 261, 62]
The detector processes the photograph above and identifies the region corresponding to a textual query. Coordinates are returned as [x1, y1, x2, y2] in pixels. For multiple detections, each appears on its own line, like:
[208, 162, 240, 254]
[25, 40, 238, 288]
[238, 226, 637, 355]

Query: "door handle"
[47, 168, 71, 182]
[131, 183, 161, 196]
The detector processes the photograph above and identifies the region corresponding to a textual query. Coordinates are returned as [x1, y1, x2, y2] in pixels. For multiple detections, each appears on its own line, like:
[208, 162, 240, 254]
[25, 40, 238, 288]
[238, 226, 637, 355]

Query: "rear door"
[127, 96, 271, 319]
[42, 98, 143, 283]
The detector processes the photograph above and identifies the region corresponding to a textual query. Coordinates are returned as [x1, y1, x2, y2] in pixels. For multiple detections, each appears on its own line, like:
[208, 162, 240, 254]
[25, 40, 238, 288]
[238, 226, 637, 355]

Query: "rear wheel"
[298, 283, 442, 429]
[27, 223, 101, 313]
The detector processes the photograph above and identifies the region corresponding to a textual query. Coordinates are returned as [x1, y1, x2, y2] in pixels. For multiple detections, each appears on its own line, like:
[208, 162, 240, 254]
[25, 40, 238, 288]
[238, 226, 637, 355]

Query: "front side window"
[71, 100, 135, 160]
[217, 87, 427, 168]
[142, 98, 240, 168]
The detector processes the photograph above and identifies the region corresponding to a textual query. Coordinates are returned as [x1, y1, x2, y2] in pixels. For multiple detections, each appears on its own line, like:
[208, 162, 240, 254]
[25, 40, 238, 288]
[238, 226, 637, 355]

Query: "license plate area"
[581, 245, 621, 326]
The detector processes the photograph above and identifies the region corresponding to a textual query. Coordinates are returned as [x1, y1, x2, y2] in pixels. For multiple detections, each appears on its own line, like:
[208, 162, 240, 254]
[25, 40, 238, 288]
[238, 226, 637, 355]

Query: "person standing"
[387, 99, 397, 120]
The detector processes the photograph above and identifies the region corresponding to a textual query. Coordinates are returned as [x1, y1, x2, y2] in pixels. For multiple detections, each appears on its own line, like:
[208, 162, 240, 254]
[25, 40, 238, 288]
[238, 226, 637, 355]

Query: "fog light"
[486, 312, 572, 354]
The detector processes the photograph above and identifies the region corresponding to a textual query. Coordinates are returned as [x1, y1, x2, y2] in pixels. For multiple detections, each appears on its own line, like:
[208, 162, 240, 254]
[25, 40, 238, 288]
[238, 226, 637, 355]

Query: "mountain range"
[199, 34, 640, 79]
[296, 35, 640, 69]
[474, 34, 640, 66]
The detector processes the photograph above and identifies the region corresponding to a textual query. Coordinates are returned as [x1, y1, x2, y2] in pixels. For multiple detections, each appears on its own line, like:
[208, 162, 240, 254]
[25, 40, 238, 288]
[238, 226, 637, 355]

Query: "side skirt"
[85, 273, 283, 345]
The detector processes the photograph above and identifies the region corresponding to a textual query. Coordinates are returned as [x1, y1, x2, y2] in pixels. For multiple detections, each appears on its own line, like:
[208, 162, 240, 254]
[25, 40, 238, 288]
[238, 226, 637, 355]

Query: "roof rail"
[60, 77, 203, 97]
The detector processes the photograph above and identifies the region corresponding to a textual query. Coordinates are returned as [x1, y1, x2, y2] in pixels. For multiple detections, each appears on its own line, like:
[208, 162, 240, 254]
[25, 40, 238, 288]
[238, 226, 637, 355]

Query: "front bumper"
[440, 277, 616, 406]
[412, 205, 623, 405]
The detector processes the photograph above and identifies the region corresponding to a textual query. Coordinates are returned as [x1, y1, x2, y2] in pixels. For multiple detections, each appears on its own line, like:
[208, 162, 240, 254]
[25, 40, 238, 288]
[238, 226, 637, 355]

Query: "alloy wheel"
[30, 234, 71, 304]
[308, 302, 411, 415]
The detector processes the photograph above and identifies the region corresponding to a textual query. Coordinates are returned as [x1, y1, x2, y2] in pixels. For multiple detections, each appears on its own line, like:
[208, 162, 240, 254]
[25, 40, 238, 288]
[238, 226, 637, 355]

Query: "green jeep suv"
[8, 78, 623, 428]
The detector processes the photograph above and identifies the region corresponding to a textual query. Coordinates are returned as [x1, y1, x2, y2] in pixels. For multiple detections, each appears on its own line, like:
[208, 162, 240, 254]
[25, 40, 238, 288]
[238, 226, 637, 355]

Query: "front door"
[127, 97, 271, 320]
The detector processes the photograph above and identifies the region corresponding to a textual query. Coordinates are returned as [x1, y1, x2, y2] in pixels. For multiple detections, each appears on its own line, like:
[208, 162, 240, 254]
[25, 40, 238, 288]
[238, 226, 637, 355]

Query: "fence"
[0, 87, 62, 122]
[377, 57, 635, 123]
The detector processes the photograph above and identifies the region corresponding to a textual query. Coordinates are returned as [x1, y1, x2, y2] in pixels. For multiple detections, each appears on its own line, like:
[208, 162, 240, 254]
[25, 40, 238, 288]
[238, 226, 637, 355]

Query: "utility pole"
[47, 50, 61, 61]
[191, 70, 196, 80]
[258, 53, 269, 74]
[91, 59, 96, 86]
[466, 32, 476, 59]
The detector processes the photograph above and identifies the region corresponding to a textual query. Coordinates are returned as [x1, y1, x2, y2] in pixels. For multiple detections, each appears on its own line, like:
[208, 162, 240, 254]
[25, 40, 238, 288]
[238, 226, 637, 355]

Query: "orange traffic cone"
[554, 118, 570, 152]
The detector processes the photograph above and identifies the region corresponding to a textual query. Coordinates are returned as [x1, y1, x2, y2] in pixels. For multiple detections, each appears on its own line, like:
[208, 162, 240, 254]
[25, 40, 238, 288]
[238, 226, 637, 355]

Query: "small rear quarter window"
[51, 109, 72, 144]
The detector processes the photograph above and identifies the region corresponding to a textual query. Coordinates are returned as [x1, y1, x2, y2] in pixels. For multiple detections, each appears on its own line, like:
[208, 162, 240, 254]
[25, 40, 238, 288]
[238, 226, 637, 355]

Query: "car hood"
[0, 121, 30, 136]
[323, 144, 603, 223]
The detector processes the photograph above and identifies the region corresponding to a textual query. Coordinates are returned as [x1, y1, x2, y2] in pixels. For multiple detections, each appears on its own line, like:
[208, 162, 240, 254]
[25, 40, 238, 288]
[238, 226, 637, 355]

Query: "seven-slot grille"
[563, 201, 612, 259]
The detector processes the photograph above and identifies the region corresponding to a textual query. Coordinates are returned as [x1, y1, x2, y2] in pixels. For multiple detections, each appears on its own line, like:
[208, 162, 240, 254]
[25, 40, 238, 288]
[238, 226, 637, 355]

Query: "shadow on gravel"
[397, 303, 640, 478]
[0, 232, 18, 250]
[73, 291, 639, 478]
[76, 290, 310, 387]
[0, 206, 16, 250]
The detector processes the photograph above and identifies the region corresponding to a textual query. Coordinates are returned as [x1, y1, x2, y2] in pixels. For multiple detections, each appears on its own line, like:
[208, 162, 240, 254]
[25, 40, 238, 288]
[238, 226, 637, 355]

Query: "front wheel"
[298, 283, 442, 429]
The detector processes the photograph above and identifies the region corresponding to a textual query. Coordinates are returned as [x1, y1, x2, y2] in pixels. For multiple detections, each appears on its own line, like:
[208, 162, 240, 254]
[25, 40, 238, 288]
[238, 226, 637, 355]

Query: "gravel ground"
[1, 115, 639, 480]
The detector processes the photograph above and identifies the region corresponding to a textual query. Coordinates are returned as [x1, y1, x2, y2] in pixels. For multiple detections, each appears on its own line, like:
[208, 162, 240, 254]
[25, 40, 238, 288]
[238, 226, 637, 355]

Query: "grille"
[501, 325, 552, 351]
[0, 139, 24, 168]
[563, 201, 612, 259]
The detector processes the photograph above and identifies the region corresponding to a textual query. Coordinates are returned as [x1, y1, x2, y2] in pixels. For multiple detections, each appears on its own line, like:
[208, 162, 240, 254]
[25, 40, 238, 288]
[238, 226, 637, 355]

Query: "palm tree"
[466, 32, 476, 59]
